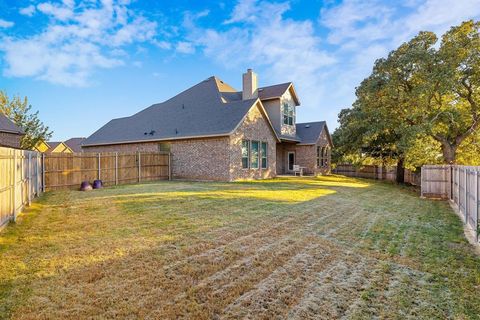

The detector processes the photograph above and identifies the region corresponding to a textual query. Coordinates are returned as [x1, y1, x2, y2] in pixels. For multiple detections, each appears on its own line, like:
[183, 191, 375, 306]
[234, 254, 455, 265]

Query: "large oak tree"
[335, 20, 480, 177]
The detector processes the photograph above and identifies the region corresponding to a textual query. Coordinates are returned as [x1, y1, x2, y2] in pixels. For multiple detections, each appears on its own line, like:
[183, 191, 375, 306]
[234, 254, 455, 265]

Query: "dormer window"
[282, 102, 294, 125]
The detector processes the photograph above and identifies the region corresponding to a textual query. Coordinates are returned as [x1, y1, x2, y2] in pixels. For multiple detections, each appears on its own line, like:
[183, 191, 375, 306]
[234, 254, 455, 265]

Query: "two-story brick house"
[82, 69, 332, 181]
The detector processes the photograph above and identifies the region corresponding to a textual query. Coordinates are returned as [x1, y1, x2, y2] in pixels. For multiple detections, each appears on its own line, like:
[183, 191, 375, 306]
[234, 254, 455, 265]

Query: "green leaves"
[0, 91, 52, 150]
[334, 20, 480, 166]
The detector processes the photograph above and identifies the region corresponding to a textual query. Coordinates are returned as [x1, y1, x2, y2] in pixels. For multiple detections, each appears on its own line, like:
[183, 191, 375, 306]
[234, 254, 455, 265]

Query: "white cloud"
[0, 0, 159, 86]
[176, 41, 195, 54]
[19, 5, 36, 17]
[316, 0, 480, 127]
[181, 0, 480, 128]
[186, 0, 335, 110]
[37, 1, 74, 21]
[0, 19, 14, 28]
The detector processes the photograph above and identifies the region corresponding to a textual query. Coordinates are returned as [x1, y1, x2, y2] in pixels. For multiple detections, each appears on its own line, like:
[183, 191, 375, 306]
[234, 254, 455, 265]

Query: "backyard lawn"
[1, 175, 480, 319]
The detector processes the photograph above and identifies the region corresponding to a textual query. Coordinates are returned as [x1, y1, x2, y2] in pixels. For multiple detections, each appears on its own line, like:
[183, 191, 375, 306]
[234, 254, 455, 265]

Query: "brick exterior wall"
[0, 132, 22, 149]
[171, 137, 230, 181]
[276, 129, 331, 175]
[229, 102, 277, 180]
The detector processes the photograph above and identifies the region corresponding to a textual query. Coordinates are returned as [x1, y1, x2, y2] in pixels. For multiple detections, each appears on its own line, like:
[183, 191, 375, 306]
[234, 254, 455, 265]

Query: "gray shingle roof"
[296, 121, 327, 145]
[64, 137, 86, 152]
[258, 82, 291, 100]
[0, 113, 24, 134]
[83, 77, 263, 146]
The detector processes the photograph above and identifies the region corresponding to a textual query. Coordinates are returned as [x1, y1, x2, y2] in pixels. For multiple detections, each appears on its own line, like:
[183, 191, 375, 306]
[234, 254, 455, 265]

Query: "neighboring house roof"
[34, 140, 51, 152]
[84, 76, 279, 147]
[296, 121, 333, 146]
[46, 141, 73, 153]
[64, 137, 86, 152]
[0, 113, 24, 135]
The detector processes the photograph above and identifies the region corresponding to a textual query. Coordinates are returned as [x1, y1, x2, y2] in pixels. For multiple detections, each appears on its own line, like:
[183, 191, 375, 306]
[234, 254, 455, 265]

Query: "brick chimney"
[242, 68, 258, 100]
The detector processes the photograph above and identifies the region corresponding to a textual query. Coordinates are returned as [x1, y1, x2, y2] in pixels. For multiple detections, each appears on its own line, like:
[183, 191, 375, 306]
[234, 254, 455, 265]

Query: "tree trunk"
[441, 143, 457, 164]
[396, 158, 405, 184]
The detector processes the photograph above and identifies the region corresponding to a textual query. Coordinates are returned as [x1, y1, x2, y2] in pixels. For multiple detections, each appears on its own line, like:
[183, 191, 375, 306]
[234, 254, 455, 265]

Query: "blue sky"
[1, 0, 480, 140]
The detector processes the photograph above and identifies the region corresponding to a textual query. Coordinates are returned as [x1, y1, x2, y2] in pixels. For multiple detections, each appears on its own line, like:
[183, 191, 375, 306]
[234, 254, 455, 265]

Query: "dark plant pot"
[80, 181, 92, 191]
[93, 180, 103, 189]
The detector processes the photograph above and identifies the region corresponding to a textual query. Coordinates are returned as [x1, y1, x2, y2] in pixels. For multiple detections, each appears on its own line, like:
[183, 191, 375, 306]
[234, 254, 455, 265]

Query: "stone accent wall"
[0, 132, 22, 149]
[229, 102, 277, 180]
[280, 89, 297, 137]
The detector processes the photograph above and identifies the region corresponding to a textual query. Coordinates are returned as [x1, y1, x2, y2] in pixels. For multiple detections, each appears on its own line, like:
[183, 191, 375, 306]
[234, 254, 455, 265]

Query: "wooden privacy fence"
[1, 149, 171, 229]
[332, 164, 420, 185]
[0, 147, 42, 228]
[43, 152, 171, 191]
[421, 165, 480, 243]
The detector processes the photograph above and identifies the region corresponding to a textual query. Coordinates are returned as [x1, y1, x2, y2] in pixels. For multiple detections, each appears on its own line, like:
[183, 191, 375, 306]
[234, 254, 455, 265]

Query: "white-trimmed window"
[261, 142, 267, 169]
[242, 140, 250, 168]
[251, 140, 259, 169]
[317, 146, 329, 167]
[282, 103, 294, 125]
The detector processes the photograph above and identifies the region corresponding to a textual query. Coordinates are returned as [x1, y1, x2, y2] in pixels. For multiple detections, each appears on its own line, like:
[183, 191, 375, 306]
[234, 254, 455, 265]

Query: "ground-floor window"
[242, 140, 250, 168]
[251, 141, 259, 169]
[317, 146, 329, 167]
[261, 142, 267, 169]
[242, 140, 268, 170]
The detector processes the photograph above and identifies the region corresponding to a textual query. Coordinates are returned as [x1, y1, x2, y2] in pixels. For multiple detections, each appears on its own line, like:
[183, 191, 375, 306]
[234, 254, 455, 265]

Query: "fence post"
[475, 171, 479, 243]
[12, 150, 17, 222]
[420, 166, 424, 197]
[465, 169, 468, 223]
[138, 152, 141, 182]
[457, 166, 460, 206]
[98, 153, 101, 180]
[168, 152, 172, 181]
[42, 153, 46, 192]
[115, 152, 118, 185]
[449, 165, 453, 200]
[28, 152, 31, 206]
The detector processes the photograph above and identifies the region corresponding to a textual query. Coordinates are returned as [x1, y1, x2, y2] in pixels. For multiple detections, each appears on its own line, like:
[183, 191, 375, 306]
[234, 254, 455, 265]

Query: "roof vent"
[305, 124, 310, 128]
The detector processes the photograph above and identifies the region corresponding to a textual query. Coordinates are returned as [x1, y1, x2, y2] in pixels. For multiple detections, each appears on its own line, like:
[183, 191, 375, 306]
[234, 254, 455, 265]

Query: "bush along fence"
[332, 164, 421, 185]
[421, 165, 480, 243]
[0, 147, 42, 228]
[0, 146, 171, 229]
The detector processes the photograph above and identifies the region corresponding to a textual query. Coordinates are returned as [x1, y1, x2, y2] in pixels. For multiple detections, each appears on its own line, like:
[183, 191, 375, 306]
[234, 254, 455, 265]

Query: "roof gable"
[296, 121, 333, 146]
[258, 82, 300, 105]
[64, 137, 86, 152]
[47, 142, 73, 153]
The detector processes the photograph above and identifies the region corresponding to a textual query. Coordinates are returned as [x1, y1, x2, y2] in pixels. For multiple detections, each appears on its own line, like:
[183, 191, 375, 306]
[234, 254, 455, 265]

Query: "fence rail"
[332, 164, 420, 185]
[1, 147, 171, 229]
[421, 165, 480, 243]
[0, 147, 42, 228]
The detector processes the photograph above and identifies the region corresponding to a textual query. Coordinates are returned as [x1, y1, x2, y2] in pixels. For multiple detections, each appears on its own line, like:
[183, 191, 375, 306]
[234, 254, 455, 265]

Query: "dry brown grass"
[1, 175, 479, 319]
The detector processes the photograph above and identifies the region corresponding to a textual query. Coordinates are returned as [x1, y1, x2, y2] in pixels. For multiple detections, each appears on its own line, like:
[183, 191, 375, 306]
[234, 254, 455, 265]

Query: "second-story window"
[251, 141, 259, 169]
[282, 102, 294, 125]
